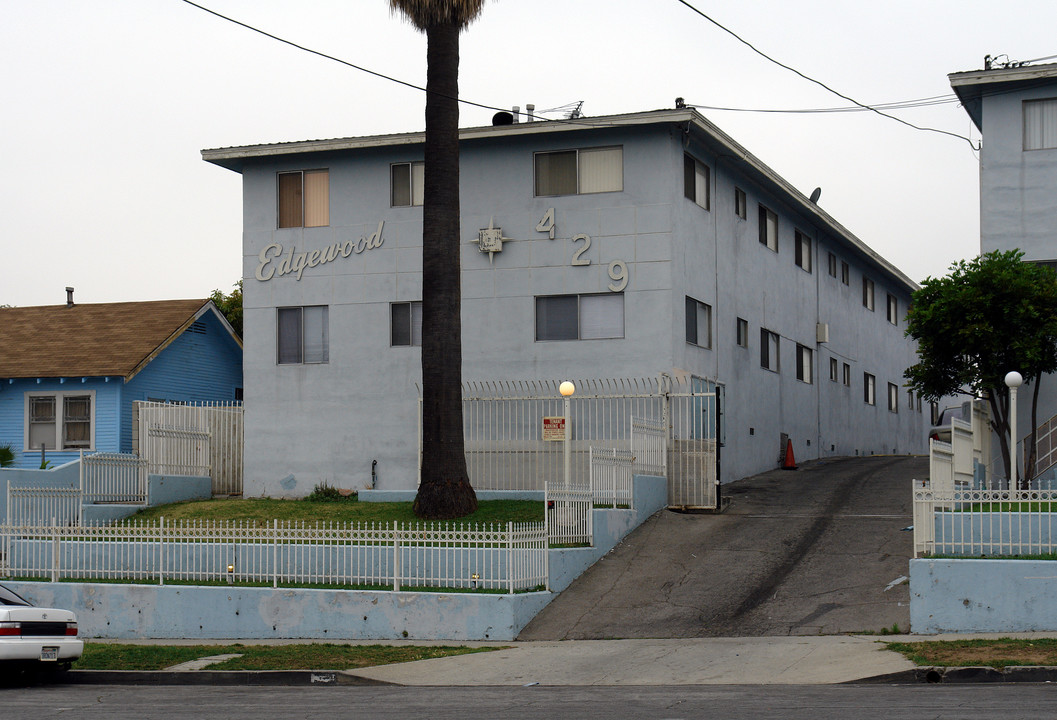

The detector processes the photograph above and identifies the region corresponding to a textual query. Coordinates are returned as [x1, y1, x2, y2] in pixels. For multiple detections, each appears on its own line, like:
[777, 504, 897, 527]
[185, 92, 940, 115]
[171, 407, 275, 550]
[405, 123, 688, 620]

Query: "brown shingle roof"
[0, 299, 213, 380]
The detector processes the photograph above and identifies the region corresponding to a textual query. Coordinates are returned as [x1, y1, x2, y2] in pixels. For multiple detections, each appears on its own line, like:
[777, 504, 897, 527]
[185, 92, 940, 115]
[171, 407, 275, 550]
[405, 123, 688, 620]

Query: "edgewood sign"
[255, 222, 385, 282]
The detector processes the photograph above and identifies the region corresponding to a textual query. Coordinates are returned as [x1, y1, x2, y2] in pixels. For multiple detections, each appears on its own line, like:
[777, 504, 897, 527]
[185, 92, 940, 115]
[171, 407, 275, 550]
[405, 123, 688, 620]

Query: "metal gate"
[666, 376, 721, 510]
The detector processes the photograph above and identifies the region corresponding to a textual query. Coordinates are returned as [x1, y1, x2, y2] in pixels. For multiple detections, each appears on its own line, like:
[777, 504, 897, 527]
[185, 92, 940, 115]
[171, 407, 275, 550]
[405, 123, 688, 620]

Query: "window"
[736, 317, 749, 348]
[888, 383, 899, 413]
[277, 306, 329, 364]
[685, 296, 712, 348]
[841, 261, 850, 285]
[391, 162, 424, 207]
[759, 205, 778, 251]
[760, 328, 780, 372]
[683, 155, 710, 210]
[864, 373, 876, 405]
[907, 389, 914, 410]
[25, 392, 94, 451]
[735, 187, 747, 220]
[277, 170, 329, 228]
[795, 230, 812, 272]
[829, 357, 839, 382]
[1024, 98, 1057, 151]
[862, 277, 875, 310]
[536, 293, 624, 341]
[796, 344, 813, 383]
[534, 147, 622, 196]
[843, 362, 851, 387]
[828, 252, 837, 278]
[886, 294, 898, 325]
[391, 301, 423, 346]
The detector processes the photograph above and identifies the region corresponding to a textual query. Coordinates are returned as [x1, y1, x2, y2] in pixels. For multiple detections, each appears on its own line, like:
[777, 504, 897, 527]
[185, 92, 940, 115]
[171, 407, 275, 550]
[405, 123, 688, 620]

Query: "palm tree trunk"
[414, 19, 477, 519]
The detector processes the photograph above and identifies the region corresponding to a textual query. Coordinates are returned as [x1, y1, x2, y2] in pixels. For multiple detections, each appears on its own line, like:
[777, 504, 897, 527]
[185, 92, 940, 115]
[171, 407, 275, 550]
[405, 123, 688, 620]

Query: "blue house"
[0, 294, 243, 469]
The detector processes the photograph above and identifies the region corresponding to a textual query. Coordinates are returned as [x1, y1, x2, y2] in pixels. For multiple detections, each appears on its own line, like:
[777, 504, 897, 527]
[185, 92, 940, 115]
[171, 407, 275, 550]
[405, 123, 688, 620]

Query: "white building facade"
[204, 108, 926, 497]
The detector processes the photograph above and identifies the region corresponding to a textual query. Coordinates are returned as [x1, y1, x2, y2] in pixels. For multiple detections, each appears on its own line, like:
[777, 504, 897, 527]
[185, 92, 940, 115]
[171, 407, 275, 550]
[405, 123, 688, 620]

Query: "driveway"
[519, 455, 924, 639]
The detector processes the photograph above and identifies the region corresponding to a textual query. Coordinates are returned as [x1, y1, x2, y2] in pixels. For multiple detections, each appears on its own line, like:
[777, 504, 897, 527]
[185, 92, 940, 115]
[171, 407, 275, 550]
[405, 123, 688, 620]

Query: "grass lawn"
[73, 642, 500, 671]
[885, 638, 1057, 668]
[120, 497, 544, 527]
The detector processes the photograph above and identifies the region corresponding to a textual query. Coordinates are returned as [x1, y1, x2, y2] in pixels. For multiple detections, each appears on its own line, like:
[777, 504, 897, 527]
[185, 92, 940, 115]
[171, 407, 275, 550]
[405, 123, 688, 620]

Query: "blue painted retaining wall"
[2, 475, 667, 640]
[910, 558, 1057, 633]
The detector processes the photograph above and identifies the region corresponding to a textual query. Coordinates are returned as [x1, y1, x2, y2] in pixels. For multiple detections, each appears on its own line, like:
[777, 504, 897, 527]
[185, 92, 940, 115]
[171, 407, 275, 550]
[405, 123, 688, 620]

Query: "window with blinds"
[277, 306, 329, 364]
[278, 170, 329, 228]
[391, 301, 423, 346]
[1024, 98, 1057, 151]
[535, 293, 624, 341]
[391, 162, 425, 206]
[685, 296, 712, 348]
[534, 147, 623, 196]
[683, 155, 710, 210]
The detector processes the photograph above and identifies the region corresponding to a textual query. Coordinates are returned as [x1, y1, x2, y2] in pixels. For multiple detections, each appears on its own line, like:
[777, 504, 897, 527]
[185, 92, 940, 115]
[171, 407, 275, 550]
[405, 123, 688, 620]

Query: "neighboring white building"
[204, 107, 926, 497]
[951, 61, 1057, 470]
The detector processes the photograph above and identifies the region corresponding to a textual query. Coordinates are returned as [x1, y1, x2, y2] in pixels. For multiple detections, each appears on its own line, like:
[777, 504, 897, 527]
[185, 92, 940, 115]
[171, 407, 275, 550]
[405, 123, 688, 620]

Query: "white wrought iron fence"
[631, 416, 666, 478]
[80, 451, 147, 504]
[544, 482, 593, 546]
[0, 519, 548, 593]
[134, 401, 243, 495]
[912, 486, 1057, 557]
[6, 487, 82, 526]
[590, 447, 634, 509]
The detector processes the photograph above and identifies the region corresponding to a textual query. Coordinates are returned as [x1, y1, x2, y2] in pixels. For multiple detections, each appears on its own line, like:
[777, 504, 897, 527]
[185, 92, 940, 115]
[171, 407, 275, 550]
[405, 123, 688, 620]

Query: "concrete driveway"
[519, 455, 925, 639]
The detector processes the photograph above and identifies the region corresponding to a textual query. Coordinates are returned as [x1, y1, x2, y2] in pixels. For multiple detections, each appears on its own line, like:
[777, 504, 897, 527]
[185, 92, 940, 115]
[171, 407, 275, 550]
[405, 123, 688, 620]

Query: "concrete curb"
[854, 666, 1057, 684]
[63, 670, 395, 687]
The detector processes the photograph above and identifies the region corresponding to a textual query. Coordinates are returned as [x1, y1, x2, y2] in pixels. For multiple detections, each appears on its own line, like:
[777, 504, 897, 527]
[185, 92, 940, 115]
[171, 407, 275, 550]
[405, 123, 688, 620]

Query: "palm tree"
[390, 0, 484, 518]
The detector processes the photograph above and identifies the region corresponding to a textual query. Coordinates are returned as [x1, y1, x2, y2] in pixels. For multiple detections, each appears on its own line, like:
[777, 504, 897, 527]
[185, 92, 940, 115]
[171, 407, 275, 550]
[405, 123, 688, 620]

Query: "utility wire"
[674, 0, 977, 148]
[684, 93, 960, 115]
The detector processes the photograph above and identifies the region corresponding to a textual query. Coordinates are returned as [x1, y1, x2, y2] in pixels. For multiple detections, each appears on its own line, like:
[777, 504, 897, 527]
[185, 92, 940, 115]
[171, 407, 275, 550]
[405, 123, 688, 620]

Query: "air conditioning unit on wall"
[816, 322, 830, 344]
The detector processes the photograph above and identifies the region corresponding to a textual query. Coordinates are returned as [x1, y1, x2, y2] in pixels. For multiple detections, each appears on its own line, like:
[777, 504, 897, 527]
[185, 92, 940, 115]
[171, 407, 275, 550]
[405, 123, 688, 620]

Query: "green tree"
[389, 0, 483, 518]
[209, 280, 243, 339]
[904, 250, 1057, 487]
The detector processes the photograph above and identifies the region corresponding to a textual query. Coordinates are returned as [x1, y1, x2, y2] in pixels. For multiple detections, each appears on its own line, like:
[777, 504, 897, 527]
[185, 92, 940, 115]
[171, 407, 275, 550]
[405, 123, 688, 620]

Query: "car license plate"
[40, 647, 59, 662]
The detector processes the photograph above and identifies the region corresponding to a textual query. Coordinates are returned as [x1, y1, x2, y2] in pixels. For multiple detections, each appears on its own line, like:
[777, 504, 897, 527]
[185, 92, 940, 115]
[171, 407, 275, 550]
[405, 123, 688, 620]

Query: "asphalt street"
[521, 455, 924, 639]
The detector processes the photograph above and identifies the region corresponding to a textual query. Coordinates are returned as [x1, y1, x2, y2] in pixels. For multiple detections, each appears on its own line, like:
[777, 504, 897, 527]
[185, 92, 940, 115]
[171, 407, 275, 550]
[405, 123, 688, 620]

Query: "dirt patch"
[886, 638, 1057, 668]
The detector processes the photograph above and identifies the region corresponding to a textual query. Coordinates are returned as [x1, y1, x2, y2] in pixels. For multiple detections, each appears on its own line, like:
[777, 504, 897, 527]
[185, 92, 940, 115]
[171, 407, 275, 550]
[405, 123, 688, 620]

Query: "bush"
[0, 444, 14, 468]
[304, 482, 353, 502]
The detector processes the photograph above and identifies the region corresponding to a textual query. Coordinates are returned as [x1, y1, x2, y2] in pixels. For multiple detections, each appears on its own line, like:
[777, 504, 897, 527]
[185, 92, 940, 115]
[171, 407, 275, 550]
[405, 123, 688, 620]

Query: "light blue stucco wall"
[232, 119, 925, 497]
[910, 558, 1057, 633]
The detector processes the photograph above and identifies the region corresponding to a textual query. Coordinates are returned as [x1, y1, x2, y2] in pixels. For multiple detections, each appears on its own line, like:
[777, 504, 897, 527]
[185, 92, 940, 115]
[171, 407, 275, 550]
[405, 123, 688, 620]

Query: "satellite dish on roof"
[809, 187, 822, 204]
[492, 111, 514, 126]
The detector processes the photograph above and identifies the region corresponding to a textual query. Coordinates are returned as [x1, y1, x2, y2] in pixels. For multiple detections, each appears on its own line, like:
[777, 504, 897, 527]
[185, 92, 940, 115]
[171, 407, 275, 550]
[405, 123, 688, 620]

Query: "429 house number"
[534, 208, 628, 292]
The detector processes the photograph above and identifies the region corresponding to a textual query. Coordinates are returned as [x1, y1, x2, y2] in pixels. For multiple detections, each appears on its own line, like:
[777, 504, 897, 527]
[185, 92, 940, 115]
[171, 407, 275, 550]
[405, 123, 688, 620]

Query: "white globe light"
[559, 381, 575, 397]
[1005, 371, 1024, 388]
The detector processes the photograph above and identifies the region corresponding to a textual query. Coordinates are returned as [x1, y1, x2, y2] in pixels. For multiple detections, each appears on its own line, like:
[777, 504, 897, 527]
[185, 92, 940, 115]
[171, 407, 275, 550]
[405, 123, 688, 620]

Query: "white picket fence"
[80, 451, 147, 504]
[0, 519, 548, 593]
[134, 401, 243, 495]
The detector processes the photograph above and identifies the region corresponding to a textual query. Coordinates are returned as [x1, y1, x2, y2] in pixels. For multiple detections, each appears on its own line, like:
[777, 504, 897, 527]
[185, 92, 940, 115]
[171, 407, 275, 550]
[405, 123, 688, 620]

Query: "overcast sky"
[3, 0, 1054, 307]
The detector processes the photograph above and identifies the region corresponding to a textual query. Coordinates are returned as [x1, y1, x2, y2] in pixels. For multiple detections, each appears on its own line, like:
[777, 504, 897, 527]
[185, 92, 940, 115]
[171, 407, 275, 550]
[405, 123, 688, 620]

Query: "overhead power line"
[674, 0, 977, 148]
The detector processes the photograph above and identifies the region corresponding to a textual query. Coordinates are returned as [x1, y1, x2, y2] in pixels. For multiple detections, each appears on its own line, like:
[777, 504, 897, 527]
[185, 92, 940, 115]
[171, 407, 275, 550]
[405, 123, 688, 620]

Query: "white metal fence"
[432, 376, 719, 509]
[6, 488, 82, 526]
[134, 401, 244, 495]
[631, 416, 666, 478]
[0, 519, 548, 593]
[544, 482, 593, 546]
[590, 447, 635, 509]
[80, 451, 147, 504]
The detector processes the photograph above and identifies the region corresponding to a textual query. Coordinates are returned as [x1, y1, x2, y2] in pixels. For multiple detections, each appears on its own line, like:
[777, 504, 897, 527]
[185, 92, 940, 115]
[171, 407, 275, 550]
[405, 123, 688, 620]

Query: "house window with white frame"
[796, 344, 813, 383]
[391, 162, 424, 207]
[277, 306, 329, 364]
[759, 205, 778, 252]
[1024, 98, 1057, 151]
[25, 392, 94, 452]
[277, 169, 329, 228]
[536, 293, 624, 341]
[864, 373, 876, 405]
[534, 147, 623, 196]
[391, 301, 423, 346]
[795, 230, 812, 273]
[760, 328, 780, 372]
[683, 154, 710, 210]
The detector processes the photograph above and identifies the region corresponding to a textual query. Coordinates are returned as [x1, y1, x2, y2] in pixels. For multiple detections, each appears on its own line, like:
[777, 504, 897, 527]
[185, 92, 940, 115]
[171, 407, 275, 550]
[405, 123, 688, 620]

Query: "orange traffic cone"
[782, 438, 798, 470]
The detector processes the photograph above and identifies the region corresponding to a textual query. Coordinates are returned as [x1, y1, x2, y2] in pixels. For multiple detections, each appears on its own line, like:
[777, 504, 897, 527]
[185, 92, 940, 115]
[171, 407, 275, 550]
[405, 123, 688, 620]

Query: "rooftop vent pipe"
[66, 287, 75, 308]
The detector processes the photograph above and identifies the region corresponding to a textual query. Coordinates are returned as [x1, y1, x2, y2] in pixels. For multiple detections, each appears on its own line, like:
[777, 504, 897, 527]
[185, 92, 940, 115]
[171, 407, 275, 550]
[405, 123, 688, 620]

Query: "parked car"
[0, 583, 83, 675]
[928, 401, 972, 445]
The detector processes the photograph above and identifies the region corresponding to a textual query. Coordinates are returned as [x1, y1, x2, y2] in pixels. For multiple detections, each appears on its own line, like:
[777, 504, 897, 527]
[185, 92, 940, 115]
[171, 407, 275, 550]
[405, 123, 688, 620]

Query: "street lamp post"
[1005, 371, 1024, 488]
[560, 381, 575, 489]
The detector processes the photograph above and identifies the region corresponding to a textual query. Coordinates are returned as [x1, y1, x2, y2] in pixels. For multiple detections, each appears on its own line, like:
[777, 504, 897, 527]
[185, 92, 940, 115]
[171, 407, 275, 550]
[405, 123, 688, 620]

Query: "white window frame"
[534, 146, 623, 197]
[761, 328, 780, 372]
[684, 154, 710, 210]
[685, 296, 712, 348]
[864, 373, 876, 406]
[391, 161, 425, 207]
[391, 301, 423, 346]
[1024, 98, 1057, 151]
[759, 205, 778, 252]
[277, 306, 329, 365]
[535, 293, 625, 341]
[796, 344, 813, 384]
[795, 230, 812, 273]
[277, 169, 329, 228]
[24, 390, 96, 453]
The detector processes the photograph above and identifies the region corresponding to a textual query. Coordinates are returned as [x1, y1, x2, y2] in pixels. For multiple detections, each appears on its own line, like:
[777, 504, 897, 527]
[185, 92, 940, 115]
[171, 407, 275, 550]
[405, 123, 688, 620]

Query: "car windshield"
[0, 584, 32, 606]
